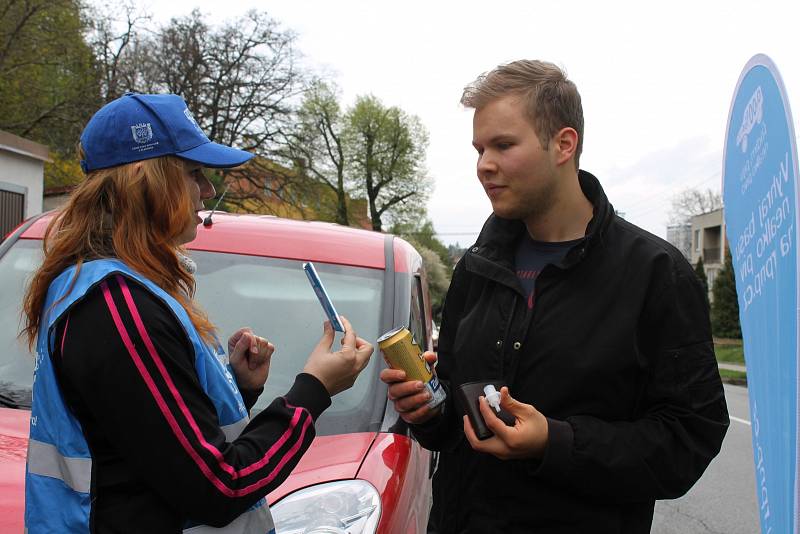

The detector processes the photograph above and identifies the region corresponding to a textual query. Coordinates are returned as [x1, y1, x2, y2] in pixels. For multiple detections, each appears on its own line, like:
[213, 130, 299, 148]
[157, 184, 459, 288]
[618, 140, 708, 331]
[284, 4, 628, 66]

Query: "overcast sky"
[139, 0, 800, 246]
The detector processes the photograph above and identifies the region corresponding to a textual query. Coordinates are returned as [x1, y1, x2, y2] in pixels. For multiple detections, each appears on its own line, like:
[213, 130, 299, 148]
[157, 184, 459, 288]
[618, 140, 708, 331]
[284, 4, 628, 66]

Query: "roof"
[0, 130, 51, 162]
[21, 212, 396, 270]
[43, 185, 77, 197]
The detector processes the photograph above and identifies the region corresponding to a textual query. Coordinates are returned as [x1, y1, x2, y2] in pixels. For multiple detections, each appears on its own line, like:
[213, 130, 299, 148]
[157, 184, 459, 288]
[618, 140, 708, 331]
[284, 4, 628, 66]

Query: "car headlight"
[271, 480, 381, 534]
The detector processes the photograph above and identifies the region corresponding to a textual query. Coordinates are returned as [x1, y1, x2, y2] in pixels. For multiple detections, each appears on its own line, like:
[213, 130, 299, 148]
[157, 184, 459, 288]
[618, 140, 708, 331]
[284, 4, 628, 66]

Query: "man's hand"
[228, 327, 275, 393]
[379, 351, 441, 424]
[463, 387, 549, 460]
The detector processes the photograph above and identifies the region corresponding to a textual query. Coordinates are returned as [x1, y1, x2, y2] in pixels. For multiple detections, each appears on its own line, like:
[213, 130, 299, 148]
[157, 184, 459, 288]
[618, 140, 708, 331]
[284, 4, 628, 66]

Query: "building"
[690, 208, 727, 299]
[666, 223, 692, 259]
[0, 130, 50, 238]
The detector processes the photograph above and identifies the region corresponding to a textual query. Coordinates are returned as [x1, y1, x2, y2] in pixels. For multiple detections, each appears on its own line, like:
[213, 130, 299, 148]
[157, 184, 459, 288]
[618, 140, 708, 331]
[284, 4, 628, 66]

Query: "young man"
[381, 60, 729, 533]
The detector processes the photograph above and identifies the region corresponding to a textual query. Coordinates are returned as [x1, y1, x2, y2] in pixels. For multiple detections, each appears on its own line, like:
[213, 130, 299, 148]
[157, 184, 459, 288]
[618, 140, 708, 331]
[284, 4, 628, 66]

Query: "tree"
[711, 250, 742, 339]
[44, 152, 84, 187]
[391, 219, 450, 269]
[95, 9, 310, 214]
[694, 257, 709, 306]
[668, 188, 723, 225]
[346, 95, 431, 232]
[416, 246, 450, 324]
[282, 80, 350, 225]
[124, 10, 303, 154]
[391, 219, 453, 323]
[0, 0, 99, 156]
[213, 156, 348, 223]
[87, 2, 151, 102]
[151, 10, 308, 214]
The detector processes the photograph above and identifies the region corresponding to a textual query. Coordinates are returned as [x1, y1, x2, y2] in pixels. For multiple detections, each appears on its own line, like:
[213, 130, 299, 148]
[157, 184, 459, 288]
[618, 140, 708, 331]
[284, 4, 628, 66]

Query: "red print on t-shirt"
[516, 269, 540, 309]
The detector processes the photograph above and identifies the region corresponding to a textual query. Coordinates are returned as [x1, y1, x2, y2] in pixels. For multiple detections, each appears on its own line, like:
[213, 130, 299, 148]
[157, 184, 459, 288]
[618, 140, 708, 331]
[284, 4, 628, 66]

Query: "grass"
[714, 343, 745, 365]
[718, 368, 747, 385]
[713, 339, 746, 385]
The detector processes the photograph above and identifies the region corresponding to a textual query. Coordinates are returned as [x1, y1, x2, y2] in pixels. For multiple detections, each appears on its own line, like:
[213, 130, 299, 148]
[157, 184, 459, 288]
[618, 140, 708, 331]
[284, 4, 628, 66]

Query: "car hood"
[0, 407, 29, 531]
[267, 432, 375, 504]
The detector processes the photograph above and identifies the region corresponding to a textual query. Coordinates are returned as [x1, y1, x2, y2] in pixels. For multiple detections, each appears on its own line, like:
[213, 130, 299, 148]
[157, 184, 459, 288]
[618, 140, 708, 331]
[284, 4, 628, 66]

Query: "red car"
[0, 211, 436, 533]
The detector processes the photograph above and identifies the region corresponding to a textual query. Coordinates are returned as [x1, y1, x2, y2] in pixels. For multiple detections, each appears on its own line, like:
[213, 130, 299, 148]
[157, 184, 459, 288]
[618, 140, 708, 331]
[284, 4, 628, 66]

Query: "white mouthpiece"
[483, 384, 501, 413]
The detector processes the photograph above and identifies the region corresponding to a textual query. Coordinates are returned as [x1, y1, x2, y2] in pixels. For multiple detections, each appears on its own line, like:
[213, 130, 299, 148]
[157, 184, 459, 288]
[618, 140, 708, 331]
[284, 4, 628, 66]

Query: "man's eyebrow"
[473, 134, 515, 147]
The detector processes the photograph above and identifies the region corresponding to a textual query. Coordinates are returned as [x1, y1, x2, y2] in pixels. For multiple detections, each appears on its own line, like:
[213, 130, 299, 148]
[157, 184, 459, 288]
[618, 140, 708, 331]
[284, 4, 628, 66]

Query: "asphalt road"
[652, 384, 760, 533]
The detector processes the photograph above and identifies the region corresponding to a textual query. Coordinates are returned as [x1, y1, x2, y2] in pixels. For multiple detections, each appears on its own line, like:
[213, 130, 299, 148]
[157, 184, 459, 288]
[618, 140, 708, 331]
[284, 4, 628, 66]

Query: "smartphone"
[302, 262, 345, 332]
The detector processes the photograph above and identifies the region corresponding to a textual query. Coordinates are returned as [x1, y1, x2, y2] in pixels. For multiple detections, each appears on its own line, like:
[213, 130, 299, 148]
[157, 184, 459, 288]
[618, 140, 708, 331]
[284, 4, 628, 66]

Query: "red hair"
[22, 154, 216, 348]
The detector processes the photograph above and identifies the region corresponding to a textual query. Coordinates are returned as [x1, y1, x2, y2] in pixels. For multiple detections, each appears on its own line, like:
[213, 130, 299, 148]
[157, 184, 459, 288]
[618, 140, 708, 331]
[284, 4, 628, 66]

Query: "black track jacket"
[413, 170, 729, 533]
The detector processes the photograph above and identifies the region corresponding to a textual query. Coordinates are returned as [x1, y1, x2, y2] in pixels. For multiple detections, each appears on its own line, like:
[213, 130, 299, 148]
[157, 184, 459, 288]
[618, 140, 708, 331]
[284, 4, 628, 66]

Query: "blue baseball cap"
[79, 92, 254, 173]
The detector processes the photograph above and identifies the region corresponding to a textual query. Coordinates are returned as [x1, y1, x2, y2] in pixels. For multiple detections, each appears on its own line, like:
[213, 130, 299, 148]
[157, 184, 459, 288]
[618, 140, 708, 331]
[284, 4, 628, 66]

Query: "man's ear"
[553, 127, 578, 167]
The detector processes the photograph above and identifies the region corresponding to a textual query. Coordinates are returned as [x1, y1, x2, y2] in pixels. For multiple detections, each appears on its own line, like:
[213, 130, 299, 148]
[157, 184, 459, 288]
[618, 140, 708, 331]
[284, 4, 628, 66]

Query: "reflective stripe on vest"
[25, 259, 272, 533]
[26, 439, 91, 494]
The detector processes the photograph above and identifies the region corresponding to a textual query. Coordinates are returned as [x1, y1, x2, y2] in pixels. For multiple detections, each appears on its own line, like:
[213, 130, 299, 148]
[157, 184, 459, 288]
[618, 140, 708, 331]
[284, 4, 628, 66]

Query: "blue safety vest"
[25, 259, 275, 533]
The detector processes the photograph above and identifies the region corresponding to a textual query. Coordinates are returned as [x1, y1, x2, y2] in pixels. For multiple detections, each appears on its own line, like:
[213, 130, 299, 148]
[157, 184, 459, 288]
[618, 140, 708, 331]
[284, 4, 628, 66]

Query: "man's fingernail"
[416, 382, 424, 390]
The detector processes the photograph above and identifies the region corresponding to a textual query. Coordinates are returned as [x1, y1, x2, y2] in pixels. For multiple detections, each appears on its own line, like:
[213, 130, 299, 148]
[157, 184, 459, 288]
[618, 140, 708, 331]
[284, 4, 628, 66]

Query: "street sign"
[723, 54, 800, 534]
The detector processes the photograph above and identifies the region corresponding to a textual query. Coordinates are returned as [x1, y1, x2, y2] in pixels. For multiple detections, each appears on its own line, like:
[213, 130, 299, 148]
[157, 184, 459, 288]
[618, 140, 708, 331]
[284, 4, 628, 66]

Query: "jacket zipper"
[499, 292, 518, 379]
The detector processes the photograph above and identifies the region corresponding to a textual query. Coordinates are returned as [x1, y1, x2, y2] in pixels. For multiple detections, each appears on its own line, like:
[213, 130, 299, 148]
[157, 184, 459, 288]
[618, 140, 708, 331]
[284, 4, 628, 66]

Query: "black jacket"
[413, 170, 729, 533]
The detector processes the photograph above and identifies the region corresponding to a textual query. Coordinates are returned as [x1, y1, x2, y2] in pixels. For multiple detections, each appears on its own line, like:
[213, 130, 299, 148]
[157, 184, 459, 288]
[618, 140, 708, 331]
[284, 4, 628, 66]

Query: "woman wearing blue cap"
[21, 93, 374, 533]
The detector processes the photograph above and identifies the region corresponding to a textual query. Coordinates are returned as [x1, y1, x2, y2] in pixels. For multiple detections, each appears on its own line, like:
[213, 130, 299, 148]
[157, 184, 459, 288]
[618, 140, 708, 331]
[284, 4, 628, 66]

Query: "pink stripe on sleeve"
[100, 281, 239, 497]
[60, 314, 70, 357]
[112, 275, 312, 493]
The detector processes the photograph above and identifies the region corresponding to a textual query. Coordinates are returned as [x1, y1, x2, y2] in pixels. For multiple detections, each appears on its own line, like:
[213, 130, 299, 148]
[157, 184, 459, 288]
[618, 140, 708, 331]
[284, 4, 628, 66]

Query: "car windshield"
[0, 239, 386, 435]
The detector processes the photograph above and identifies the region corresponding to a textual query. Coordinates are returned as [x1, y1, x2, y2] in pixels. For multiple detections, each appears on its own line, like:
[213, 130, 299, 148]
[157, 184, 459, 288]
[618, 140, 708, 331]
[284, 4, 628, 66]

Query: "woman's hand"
[228, 327, 275, 393]
[302, 317, 374, 396]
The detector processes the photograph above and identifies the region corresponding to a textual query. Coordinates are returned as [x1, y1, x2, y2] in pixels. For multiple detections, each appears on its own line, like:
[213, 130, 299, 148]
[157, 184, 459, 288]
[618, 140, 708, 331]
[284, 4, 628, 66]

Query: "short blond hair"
[461, 60, 584, 168]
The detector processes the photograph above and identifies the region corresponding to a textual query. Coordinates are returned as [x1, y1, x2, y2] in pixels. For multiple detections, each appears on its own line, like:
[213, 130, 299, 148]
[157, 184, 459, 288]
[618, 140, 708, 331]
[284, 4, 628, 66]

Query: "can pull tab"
[483, 384, 502, 413]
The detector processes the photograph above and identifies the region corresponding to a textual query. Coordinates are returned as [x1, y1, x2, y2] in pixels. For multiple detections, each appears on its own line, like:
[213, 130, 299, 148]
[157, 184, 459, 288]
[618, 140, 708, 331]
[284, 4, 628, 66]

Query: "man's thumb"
[499, 387, 523, 413]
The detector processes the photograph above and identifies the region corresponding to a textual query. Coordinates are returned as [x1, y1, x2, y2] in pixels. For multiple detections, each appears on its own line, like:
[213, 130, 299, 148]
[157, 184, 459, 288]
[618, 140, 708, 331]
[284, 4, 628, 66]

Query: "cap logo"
[184, 108, 205, 135]
[131, 123, 153, 144]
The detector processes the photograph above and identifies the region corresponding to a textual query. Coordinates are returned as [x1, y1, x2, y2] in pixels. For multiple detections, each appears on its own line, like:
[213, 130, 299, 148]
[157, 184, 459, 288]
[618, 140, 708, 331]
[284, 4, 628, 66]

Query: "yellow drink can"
[378, 327, 446, 409]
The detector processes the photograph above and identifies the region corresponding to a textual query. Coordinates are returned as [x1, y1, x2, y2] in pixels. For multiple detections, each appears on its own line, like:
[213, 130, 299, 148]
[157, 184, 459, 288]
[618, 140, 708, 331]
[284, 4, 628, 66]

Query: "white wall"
[0, 150, 44, 218]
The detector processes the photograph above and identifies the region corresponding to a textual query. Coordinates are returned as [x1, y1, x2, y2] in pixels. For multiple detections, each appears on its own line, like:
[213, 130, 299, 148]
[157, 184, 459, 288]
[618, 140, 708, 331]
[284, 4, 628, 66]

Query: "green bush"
[711, 250, 742, 339]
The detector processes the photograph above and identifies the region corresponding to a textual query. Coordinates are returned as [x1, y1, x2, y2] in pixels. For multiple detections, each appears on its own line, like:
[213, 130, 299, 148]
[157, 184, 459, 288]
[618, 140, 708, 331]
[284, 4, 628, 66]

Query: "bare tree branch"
[669, 188, 723, 225]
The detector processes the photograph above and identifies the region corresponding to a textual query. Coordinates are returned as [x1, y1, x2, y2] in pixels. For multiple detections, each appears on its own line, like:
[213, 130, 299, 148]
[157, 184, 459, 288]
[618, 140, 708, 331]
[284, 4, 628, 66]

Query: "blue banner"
[723, 54, 800, 534]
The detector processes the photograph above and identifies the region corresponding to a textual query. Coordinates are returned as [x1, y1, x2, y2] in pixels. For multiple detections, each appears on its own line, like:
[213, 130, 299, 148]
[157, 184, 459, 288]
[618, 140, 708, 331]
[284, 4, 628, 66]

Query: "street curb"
[720, 376, 747, 387]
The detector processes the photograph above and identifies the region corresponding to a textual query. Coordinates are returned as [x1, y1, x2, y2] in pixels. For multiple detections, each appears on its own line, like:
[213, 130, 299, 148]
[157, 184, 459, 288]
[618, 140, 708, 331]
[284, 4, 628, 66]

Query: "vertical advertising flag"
[723, 54, 800, 534]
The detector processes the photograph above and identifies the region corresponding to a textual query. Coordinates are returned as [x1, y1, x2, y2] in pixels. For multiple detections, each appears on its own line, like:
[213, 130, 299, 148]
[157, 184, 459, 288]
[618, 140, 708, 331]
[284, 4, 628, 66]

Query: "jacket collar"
[465, 169, 615, 285]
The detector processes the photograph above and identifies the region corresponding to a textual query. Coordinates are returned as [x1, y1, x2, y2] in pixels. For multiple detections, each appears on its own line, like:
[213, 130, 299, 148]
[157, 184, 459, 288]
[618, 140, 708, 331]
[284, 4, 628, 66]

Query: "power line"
[403, 231, 480, 236]
[622, 170, 721, 219]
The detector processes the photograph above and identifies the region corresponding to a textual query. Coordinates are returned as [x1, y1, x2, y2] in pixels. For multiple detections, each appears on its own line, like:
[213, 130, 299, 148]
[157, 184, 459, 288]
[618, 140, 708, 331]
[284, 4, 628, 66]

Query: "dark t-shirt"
[515, 235, 581, 309]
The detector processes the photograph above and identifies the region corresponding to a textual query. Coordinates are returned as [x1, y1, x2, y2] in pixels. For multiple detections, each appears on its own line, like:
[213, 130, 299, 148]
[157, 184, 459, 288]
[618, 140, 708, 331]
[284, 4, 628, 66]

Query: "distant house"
[690, 208, 727, 301]
[0, 130, 50, 238]
[666, 223, 692, 259]
[43, 185, 76, 211]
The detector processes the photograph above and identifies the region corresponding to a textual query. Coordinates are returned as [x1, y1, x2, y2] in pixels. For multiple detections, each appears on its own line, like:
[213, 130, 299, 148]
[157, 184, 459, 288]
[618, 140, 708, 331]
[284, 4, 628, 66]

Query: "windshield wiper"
[0, 391, 28, 409]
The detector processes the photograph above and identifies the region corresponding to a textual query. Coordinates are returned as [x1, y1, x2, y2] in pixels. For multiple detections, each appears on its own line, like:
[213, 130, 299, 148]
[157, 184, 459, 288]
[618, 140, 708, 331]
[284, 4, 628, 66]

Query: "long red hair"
[22, 154, 216, 348]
